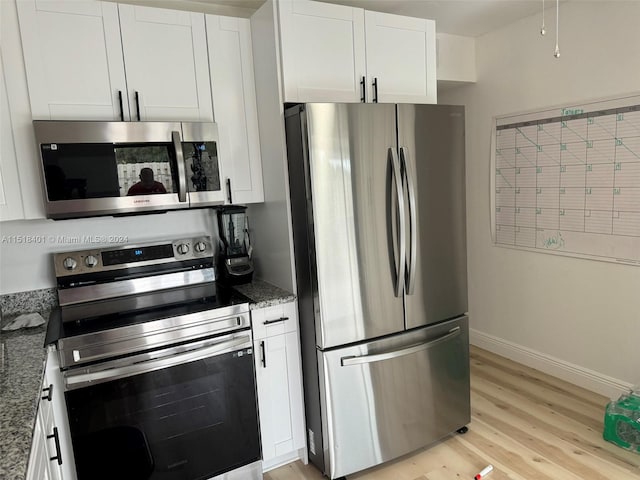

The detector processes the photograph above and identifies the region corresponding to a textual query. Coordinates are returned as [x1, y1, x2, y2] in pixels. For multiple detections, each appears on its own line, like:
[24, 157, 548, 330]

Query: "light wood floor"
[265, 346, 640, 480]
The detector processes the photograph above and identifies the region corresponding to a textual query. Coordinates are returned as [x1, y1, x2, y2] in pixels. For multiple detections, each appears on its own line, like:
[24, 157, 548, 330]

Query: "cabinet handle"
[134, 91, 141, 121]
[373, 77, 379, 103]
[118, 90, 124, 121]
[226, 178, 233, 204]
[47, 427, 63, 465]
[260, 340, 266, 368]
[41, 384, 53, 402]
[360, 76, 366, 103]
[263, 316, 289, 325]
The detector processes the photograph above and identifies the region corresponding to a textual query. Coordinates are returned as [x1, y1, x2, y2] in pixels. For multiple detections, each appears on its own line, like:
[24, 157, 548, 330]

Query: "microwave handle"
[172, 131, 187, 203]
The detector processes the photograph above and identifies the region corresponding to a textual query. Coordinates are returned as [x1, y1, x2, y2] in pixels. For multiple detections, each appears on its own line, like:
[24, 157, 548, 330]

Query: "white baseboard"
[469, 328, 633, 400]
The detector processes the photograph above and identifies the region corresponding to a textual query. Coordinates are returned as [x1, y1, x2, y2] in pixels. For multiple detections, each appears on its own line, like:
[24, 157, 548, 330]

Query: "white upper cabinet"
[278, 0, 366, 103]
[16, 0, 129, 120]
[364, 11, 436, 104]
[17, 1, 213, 122]
[206, 15, 264, 204]
[277, 0, 437, 104]
[0, 53, 25, 221]
[119, 5, 213, 122]
[1, 0, 46, 221]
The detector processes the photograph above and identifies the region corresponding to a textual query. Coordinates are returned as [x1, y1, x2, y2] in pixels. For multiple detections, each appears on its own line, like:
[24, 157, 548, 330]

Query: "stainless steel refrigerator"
[284, 103, 469, 479]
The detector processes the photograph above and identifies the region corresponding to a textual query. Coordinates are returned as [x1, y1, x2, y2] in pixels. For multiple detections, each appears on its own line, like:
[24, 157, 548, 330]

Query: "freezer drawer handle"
[340, 326, 461, 366]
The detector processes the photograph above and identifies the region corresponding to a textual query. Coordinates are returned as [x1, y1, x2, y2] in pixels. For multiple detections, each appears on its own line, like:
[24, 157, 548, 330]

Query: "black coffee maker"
[216, 206, 254, 284]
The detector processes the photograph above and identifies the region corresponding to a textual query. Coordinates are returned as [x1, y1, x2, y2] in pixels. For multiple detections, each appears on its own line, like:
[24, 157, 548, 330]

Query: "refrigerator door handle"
[389, 147, 405, 297]
[340, 326, 461, 366]
[400, 147, 418, 295]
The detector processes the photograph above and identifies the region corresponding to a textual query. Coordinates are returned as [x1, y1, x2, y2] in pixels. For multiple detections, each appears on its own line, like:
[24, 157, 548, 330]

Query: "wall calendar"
[491, 93, 640, 265]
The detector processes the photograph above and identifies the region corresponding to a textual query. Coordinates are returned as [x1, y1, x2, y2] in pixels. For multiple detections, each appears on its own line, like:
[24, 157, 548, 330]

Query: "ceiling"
[191, 0, 551, 37]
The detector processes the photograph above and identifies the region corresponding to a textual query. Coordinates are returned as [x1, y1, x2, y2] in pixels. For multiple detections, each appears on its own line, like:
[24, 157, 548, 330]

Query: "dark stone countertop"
[0, 312, 49, 480]
[233, 279, 295, 309]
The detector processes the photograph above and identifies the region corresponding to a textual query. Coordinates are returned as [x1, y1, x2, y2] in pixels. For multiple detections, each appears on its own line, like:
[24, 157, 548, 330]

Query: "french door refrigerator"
[284, 103, 469, 479]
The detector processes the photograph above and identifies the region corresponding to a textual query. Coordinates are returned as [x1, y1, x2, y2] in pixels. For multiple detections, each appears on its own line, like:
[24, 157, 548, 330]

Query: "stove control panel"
[54, 236, 213, 278]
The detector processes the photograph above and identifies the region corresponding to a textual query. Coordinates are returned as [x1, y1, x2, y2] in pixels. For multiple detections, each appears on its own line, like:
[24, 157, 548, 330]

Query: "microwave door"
[181, 122, 225, 207]
[35, 121, 188, 219]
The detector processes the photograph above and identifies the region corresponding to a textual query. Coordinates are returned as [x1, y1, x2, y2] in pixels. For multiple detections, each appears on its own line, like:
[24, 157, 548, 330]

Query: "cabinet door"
[26, 411, 48, 480]
[0, 53, 25, 221]
[254, 331, 305, 466]
[16, 0, 129, 120]
[206, 15, 263, 204]
[44, 348, 77, 480]
[278, 0, 366, 103]
[364, 11, 436, 104]
[119, 4, 213, 122]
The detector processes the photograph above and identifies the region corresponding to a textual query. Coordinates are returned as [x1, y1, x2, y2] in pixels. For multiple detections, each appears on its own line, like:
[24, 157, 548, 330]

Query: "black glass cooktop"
[45, 283, 250, 346]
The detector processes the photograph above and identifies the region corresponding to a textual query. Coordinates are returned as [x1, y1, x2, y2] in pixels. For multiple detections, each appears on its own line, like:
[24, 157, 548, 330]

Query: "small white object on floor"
[1, 312, 45, 331]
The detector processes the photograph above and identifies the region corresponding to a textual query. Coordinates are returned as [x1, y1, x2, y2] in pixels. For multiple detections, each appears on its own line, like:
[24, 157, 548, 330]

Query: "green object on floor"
[603, 387, 640, 454]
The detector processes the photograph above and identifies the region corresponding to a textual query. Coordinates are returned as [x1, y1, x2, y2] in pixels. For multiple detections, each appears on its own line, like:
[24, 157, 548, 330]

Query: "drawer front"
[251, 302, 297, 340]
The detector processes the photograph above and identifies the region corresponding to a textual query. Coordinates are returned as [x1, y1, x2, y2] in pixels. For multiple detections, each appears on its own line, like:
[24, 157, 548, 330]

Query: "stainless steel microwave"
[34, 121, 225, 219]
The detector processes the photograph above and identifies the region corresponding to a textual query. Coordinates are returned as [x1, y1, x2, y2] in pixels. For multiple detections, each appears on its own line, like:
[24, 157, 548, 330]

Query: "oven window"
[41, 143, 177, 200]
[65, 348, 260, 480]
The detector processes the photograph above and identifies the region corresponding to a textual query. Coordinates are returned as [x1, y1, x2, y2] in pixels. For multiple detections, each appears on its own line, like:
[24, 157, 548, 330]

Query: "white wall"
[440, 1, 640, 392]
[436, 32, 476, 83]
[0, 209, 217, 294]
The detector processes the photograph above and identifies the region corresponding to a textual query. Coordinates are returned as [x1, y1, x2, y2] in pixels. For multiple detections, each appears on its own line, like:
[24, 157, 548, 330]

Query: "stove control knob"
[63, 257, 77, 271]
[177, 243, 190, 255]
[84, 255, 99, 268]
[194, 241, 207, 253]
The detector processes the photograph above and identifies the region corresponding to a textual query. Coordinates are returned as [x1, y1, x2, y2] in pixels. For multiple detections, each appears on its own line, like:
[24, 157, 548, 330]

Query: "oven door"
[63, 330, 260, 480]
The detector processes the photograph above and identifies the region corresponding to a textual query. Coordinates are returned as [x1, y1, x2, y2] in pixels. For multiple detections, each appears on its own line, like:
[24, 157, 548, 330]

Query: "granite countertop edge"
[232, 279, 296, 309]
[0, 280, 295, 479]
[0, 312, 49, 480]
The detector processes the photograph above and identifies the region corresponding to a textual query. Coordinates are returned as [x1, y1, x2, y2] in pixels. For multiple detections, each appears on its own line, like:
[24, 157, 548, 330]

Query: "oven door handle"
[65, 334, 251, 390]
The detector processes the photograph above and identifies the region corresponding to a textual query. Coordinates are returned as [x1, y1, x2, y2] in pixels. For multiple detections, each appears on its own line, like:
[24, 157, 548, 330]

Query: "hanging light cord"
[554, 0, 560, 58]
[541, 0, 546, 35]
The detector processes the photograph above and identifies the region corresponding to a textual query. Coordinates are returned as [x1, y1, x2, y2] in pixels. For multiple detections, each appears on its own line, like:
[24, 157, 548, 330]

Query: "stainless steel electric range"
[45, 236, 262, 480]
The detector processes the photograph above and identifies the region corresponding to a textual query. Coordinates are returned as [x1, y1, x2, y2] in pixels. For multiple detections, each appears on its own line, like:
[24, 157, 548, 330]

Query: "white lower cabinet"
[27, 348, 76, 480]
[252, 301, 306, 471]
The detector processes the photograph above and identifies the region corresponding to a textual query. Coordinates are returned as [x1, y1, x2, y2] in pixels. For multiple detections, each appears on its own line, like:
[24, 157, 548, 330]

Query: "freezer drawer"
[318, 316, 469, 479]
